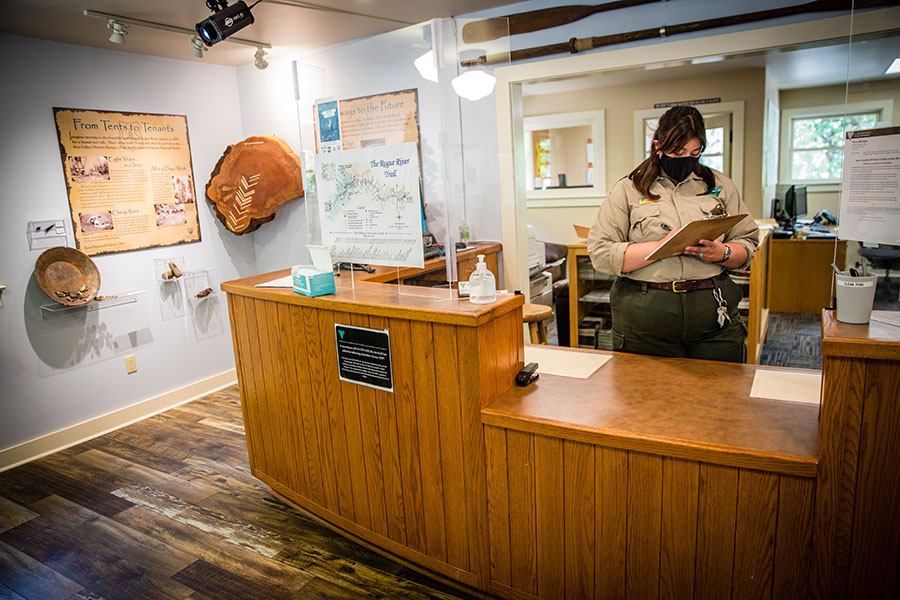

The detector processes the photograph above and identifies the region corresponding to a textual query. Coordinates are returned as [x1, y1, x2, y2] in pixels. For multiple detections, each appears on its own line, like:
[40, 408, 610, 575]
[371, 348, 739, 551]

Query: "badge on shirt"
[708, 186, 723, 197]
[638, 197, 658, 205]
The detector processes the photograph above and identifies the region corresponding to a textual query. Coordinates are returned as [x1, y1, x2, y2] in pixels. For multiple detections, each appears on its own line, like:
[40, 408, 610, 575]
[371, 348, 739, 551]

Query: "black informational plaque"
[334, 324, 393, 392]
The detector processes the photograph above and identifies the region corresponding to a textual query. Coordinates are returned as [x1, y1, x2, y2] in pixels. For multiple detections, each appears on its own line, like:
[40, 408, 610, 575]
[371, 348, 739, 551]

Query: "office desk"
[355, 242, 501, 286]
[767, 237, 846, 314]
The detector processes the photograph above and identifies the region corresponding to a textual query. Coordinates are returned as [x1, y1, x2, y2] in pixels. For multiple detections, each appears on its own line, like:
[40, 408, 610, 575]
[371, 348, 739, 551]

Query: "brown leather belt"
[646, 277, 718, 293]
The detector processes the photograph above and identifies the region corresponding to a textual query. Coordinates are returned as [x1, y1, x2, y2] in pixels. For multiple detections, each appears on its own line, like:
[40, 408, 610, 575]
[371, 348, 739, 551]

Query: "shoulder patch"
[709, 186, 723, 197]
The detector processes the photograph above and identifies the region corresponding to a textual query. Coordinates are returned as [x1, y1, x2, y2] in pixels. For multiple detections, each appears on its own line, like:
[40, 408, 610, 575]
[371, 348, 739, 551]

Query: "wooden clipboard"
[644, 214, 748, 261]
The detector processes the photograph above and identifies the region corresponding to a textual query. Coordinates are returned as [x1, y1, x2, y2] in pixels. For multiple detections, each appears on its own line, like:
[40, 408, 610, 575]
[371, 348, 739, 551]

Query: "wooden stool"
[523, 303, 553, 345]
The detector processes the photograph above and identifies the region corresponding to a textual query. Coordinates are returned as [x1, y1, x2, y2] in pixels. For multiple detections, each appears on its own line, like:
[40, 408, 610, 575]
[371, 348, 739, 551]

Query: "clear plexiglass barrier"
[488, 4, 899, 354]
[293, 17, 509, 300]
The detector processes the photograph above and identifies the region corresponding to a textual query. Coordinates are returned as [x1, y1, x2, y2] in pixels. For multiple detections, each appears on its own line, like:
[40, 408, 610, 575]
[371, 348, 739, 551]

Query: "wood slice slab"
[205, 135, 304, 235]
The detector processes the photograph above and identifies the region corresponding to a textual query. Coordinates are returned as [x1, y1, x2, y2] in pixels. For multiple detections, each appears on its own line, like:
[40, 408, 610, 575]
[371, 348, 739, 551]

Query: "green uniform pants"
[609, 276, 746, 363]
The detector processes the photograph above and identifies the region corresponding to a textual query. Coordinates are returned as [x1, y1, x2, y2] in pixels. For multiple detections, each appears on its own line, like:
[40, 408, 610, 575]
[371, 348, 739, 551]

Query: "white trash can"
[835, 271, 878, 324]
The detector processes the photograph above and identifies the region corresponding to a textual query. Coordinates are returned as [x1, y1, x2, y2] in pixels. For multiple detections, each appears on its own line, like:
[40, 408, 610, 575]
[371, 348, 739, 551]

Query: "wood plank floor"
[0, 386, 488, 600]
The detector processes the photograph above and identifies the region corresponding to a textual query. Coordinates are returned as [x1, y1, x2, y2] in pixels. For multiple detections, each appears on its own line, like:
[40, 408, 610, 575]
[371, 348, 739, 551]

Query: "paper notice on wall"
[53, 107, 201, 256]
[314, 142, 425, 268]
[838, 126, 900, 245]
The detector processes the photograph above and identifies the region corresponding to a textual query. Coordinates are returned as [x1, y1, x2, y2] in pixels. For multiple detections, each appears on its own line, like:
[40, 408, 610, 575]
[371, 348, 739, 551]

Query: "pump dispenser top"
[468, 254, 496, 304]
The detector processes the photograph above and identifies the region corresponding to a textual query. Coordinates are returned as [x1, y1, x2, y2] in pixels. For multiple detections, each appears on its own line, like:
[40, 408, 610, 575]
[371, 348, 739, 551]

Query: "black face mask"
[659, 154, 699, 182]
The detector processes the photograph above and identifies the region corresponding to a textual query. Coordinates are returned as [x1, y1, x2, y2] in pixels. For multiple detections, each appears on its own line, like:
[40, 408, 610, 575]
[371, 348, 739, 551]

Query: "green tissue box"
[292, 265, 335, 297]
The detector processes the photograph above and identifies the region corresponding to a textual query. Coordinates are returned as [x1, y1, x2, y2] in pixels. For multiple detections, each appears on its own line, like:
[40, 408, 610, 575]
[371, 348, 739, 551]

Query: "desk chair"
[523, 303, 553, 344]
[858, 244, 900, 301]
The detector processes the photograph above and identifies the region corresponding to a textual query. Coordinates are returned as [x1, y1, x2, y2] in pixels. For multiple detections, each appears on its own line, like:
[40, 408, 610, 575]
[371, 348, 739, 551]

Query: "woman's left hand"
[684, 239, 726, 263]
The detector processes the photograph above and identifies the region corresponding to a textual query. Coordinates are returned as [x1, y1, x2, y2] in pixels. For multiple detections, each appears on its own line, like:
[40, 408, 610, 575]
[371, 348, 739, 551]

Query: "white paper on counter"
[524, 346, 612, 379]
[750, 369, 822, 404]
[255, 275, 293, 288]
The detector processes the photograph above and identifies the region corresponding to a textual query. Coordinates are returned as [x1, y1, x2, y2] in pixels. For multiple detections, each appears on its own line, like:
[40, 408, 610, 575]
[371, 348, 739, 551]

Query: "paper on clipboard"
[644, 213, 748, 261]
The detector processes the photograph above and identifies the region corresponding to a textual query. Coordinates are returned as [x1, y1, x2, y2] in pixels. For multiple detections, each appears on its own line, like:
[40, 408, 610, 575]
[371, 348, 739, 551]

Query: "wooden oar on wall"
[461, 0, 659, 44]
[460, 0, 892, 66]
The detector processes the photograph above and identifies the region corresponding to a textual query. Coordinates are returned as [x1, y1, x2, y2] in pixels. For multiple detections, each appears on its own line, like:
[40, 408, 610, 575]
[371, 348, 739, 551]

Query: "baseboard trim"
[0, 369, 238, 472]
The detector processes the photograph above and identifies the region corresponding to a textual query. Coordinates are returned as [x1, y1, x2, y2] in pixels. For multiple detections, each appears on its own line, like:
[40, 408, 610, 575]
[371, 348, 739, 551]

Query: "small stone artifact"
[196, 288, 213, 298]
[161, 262, 184, 280]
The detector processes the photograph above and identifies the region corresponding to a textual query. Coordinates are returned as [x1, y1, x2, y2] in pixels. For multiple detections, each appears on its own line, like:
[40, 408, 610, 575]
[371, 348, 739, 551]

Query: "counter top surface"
[483, 346, 819, 476]
[821, 309, 900, 360]
[222, 268, 523, 326]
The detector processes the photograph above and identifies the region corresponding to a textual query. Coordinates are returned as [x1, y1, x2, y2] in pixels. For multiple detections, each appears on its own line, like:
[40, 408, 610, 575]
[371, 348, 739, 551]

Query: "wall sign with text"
[334, 323, 393, 392]
[53, 107, 201, 256]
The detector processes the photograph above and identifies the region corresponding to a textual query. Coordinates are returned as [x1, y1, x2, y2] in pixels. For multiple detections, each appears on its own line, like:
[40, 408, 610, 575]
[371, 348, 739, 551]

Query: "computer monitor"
[791, 185, 808, 220]
[774, 184, 808, 226]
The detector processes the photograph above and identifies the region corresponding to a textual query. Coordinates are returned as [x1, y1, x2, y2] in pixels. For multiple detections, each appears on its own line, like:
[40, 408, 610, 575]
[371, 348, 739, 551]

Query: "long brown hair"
[629, 105, 717, 199]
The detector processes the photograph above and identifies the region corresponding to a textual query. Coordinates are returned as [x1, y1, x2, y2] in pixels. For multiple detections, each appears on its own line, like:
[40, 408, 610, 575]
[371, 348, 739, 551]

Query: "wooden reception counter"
[222, 268, 900, 599]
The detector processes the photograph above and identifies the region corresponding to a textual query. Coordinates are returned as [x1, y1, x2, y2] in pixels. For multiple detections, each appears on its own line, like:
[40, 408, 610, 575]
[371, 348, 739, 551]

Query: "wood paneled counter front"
[222, 270, 524, 591]
[223, 269, 897, 599]
[483, 349, 818, 599]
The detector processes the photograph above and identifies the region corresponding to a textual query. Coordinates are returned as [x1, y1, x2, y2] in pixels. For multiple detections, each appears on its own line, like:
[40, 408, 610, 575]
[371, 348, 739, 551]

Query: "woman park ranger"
[587, 105, 758, 362]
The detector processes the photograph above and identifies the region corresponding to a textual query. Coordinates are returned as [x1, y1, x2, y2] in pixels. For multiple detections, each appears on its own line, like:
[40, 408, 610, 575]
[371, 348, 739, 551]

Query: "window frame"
[523, 109, 606, 207]
[778, 100, 893, 191]
[633, 101, 745, 194]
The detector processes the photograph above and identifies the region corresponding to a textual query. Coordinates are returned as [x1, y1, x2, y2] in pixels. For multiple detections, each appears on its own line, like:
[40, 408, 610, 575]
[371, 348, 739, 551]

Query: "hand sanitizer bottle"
[459, 220, 470, 245]
[468, 254, 496, 304]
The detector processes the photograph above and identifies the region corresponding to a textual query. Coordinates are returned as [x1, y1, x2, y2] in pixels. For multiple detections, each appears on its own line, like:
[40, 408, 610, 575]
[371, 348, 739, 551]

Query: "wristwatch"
[716, 244, 733, 264]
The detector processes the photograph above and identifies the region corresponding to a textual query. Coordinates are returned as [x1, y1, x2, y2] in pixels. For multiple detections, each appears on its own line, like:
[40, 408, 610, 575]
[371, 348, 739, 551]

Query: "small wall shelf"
[27, 220, 68, 251]
[40, 289, 146, 318]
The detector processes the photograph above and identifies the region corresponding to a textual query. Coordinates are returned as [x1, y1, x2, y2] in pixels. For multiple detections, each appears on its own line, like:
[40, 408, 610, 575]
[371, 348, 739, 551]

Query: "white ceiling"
[0, 0, 522, 67]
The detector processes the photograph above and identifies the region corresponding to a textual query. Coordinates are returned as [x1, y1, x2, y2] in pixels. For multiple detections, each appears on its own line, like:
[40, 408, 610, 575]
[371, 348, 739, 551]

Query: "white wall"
[0, 34, 251, 452]
[236, 56, 311, 272]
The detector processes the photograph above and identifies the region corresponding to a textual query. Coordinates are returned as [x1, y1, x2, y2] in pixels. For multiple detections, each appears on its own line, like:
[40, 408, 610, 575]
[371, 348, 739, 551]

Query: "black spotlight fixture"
[195, 0, 255, 47]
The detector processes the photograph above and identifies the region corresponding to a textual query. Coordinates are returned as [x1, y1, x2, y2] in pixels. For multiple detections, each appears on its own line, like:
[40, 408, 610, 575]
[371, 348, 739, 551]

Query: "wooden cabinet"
[566, 243, 614, 349]
[767, 237, 846, 314]
[813, 310, 900, 597]
[745, 230, 770, 364]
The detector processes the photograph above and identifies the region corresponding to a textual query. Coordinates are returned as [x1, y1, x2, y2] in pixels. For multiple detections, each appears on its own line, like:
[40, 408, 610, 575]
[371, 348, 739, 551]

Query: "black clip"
[515, 362, 539, 387]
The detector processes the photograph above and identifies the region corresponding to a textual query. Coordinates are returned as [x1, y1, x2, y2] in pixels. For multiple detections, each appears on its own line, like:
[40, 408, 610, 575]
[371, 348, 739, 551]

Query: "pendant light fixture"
[451, 69, 496, 101]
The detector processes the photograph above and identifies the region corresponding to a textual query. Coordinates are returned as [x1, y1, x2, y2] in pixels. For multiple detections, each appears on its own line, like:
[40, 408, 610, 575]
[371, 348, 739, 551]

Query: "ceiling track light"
[107, 19, 128, 44]
[254, 46, 268, 70]
[83, 8, 271, 62]
[190, 35, 207, 58]
[196, 0, 258, 48]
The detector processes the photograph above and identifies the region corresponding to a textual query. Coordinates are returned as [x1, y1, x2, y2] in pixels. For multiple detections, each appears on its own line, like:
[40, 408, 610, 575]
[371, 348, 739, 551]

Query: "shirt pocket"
[629, 203, 664, 242]
[698, 197, 729, 220]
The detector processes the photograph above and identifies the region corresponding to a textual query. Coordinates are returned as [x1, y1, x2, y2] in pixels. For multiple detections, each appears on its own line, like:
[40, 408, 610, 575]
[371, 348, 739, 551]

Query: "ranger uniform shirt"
[587, 170, 758, 282]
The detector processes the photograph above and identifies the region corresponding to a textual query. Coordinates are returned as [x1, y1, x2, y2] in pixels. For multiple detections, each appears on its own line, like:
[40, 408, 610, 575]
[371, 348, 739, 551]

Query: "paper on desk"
[255, 275, 293, 288]
[750, 369, 822, 404]
[524, 346, 611, 379]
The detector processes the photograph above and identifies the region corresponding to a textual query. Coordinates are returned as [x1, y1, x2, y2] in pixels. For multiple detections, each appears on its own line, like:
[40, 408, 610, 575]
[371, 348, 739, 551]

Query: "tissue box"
[292, 264, 336, 297]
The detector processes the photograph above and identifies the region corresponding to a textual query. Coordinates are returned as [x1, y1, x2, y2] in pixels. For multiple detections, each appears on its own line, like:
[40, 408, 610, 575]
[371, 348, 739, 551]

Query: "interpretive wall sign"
[334, 323, 393, 392]
[314, 89, 419, 154]
[53, 107, 201, 256]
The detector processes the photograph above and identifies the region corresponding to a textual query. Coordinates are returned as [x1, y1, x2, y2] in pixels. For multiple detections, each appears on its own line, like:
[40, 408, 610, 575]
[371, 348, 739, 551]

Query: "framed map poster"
[54, 107, 201, 256]
[314, 142, 425, 268]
